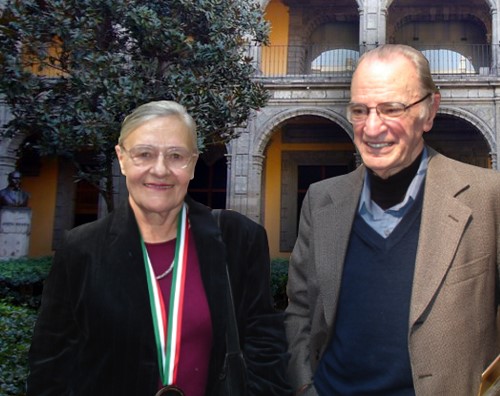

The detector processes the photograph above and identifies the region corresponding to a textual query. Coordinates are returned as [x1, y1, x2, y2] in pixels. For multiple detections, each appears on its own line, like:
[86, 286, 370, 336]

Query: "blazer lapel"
[316, 167, 365, 327]
[185, 198, 227, 368]
[410, 151, 472, 326]
[108, 200, 146, 282]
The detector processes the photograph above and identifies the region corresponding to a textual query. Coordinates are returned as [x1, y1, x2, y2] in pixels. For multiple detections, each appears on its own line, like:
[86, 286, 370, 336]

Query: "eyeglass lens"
[347, 93, 431, 122]
[124, 145, 194, 169]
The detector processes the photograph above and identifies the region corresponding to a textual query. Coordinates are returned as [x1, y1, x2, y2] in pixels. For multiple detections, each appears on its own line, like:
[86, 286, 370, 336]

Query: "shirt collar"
[359, 147, 429, 217]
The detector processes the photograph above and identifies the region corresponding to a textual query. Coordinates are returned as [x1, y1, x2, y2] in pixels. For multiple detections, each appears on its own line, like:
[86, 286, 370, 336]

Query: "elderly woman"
[27, 101, 291, 395]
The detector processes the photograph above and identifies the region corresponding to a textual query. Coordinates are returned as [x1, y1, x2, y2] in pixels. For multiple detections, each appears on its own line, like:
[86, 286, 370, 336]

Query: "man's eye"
[382, 106, 402, 116]
[350, 107, 366, 116]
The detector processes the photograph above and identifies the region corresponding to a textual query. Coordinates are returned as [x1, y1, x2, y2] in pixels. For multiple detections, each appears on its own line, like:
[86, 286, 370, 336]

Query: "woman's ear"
[190, 155, 199, 180]
[115, 145, 126, 175]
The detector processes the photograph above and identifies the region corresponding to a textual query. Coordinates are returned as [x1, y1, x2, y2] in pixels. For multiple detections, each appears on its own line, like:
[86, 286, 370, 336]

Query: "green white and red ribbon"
[141, 203, 189, 386]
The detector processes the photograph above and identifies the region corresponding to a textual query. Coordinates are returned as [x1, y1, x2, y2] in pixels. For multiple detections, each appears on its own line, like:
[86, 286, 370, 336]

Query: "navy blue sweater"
[314, 190, 424, 395]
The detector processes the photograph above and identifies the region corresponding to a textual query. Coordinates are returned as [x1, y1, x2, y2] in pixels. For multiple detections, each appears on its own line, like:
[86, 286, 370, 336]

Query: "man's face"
[349, 55, 440, 179]
[9, 173, 21, 190]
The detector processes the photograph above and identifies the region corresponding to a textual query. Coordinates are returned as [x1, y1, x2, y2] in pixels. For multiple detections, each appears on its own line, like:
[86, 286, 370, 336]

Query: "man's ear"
[423, 92, 441, 133]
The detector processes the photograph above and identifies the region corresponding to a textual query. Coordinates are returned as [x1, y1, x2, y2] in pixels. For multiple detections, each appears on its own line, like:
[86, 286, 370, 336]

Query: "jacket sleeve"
[221, 210, 292, 396]
[284, 190, 318, 395]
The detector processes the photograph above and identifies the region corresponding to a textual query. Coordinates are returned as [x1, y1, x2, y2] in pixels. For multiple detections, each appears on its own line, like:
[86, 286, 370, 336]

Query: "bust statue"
[0, 170, 30, 208]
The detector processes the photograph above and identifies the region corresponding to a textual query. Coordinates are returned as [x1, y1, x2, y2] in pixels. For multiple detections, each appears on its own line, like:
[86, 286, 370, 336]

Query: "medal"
[155, 385, 185, 396]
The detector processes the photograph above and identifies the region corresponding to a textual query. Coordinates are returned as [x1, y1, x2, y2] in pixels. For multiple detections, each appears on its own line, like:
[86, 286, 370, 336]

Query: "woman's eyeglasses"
[121, 145, 198, 169]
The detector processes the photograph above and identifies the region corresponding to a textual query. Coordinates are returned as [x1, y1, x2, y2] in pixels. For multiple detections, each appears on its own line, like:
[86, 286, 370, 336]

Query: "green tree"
[0, 0, 269, 212]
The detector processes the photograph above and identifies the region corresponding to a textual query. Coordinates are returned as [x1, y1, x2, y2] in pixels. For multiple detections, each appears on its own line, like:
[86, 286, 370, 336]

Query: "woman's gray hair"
[119, 100, 198, 152]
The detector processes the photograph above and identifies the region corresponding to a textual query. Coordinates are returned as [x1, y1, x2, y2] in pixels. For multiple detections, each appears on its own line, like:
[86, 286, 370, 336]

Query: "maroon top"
[145, 229, 213, 395]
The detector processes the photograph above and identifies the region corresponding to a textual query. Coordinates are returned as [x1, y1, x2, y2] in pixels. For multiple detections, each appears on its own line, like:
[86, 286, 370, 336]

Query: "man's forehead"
[351, 57, 419, 96]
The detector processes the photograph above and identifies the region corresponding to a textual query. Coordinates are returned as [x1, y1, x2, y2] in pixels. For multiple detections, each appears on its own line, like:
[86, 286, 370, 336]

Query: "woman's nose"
[150, 153, 171, 175]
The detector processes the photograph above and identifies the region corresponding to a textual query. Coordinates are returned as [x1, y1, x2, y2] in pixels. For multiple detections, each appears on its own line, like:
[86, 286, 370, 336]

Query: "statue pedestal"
[0, 207, 32, 259]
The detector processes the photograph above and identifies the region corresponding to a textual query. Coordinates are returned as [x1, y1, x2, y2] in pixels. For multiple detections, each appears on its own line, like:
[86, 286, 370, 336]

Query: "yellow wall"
[22, 157, 58, 257]
[263, 130, 284, 258]
[27, 36, 66, 78]
[263, 129, 354, 258]
[265, 0, 289, 45]
[262, 0, 289, 75]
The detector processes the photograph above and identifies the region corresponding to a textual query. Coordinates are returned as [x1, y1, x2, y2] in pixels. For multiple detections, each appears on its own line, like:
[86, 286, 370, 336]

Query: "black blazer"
[27, 196, 290, 395]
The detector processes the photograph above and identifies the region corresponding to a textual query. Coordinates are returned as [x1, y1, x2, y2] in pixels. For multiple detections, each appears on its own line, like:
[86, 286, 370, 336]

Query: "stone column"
[226, 123, 264, 224]
[0, 207, 32, 259]
[360, 0, 386, 49]
[491, 7, 499, 74]
[490, 151, 498, 170]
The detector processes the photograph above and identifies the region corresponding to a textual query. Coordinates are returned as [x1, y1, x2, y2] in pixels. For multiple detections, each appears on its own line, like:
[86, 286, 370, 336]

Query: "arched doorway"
[425, 114, 492, 168]
[263, 114, 356, 256]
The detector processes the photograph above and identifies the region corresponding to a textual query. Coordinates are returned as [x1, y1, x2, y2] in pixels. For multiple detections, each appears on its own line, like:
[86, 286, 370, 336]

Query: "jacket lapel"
[316, 167, 365, 327]
[185, 198, 227, 373]
[410, 151, 472, 326]
[108, 200, 146, 281]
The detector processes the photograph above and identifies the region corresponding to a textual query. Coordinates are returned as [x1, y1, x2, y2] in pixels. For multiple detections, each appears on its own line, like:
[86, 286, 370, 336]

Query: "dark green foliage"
[0, 0, 269, 212]
[0, 300, 37, 395]
[0, 255, 289, 309]
[0, 256, 52, 307]
[271, 257, 289, 311]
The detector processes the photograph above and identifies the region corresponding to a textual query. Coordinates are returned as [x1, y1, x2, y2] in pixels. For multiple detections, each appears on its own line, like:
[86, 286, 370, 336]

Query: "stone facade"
[1, 0, 500, 254]
[226, 0, 500, 224]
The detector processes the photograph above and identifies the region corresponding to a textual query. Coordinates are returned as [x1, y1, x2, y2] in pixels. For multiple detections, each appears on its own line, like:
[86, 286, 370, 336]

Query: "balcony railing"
[246, 44, 496, 78]
[20, 43, 498, 80]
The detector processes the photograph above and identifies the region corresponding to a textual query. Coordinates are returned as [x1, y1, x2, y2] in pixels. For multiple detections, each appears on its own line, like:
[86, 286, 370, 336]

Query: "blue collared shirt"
[358, 148, 429, 238]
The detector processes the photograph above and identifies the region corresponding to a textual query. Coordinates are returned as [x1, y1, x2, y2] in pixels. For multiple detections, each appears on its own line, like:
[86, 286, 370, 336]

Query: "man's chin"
[362, 159, 395, 179]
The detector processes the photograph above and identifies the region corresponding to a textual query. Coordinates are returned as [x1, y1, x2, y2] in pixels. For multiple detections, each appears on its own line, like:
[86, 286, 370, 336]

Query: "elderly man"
[285, 44, 500, 395]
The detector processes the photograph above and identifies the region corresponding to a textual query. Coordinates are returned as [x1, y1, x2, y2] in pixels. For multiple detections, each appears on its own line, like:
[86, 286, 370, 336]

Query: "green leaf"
[0, 0, 269, 212]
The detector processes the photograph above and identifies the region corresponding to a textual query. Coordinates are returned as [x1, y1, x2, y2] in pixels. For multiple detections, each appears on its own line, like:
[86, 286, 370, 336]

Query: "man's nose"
[363, 108, 385, 133]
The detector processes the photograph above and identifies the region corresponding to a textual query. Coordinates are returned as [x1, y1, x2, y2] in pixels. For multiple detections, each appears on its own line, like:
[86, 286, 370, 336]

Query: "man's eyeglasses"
[347, 93, 432, 123]
[120, 145, 197, 169]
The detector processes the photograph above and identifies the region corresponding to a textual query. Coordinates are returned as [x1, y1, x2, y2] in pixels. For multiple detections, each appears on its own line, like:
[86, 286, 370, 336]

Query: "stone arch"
[385, 0, 495, 9]
[254, 107, 353, 156]
[386, 0, 493, 45]
[437, 106, 496, 153]
[260, 0, 271, 9]
[304, 13, 360, 44]
[260, 0, 362, 15]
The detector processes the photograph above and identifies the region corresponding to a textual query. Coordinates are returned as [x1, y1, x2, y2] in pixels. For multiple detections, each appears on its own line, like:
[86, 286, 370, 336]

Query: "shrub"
[0, 256, 52, 307]
[0, 300, 37, 396]
[271, 257, 289, 311]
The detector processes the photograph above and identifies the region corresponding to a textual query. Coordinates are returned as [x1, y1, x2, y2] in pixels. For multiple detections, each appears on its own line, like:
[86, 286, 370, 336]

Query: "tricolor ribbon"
[141, 203, 189, 386]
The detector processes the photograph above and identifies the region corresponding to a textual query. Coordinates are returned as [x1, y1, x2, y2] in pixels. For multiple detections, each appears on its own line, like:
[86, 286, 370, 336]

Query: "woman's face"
[115, 115, 198, 219]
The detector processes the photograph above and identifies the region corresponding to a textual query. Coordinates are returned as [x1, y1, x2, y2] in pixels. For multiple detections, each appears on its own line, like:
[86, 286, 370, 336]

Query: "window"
[188, 157, 227, 209]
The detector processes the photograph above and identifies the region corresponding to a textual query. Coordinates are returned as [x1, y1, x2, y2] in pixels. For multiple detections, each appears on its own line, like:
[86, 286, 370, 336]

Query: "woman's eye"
[137, 151, 154, 159]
